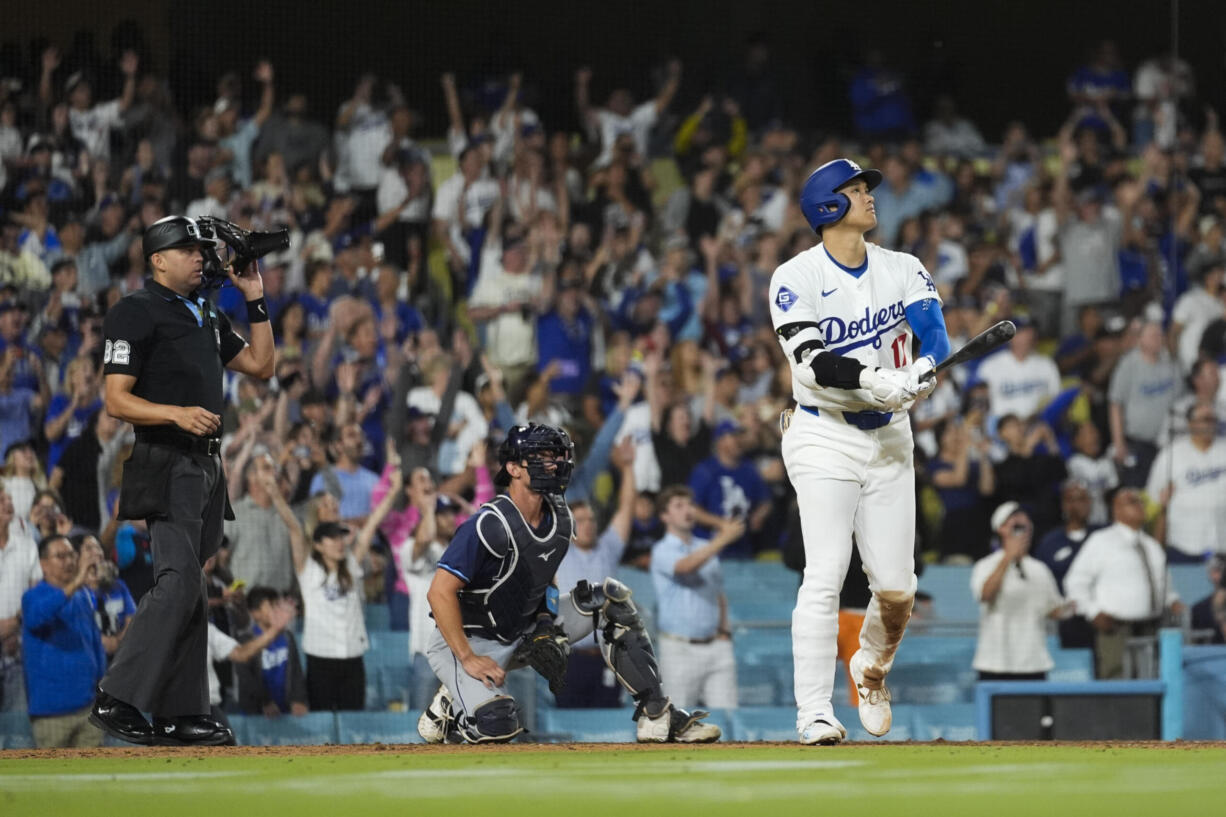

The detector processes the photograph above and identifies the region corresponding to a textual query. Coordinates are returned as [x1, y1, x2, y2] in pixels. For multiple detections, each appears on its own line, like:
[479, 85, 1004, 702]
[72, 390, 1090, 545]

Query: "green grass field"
[3, 743, 1223, 817]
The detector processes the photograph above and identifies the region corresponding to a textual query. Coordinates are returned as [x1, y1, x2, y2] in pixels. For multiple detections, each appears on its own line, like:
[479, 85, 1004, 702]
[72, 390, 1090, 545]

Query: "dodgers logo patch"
[774, 286, 798, 312]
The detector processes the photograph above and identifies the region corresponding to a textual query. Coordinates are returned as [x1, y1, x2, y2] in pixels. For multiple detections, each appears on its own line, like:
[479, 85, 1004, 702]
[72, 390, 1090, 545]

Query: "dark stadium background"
[7, 0, 1226, 140]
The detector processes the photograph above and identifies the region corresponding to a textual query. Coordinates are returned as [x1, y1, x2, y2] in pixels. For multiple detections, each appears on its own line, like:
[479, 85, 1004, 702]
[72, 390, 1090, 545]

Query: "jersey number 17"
[891, 332, 908, 368]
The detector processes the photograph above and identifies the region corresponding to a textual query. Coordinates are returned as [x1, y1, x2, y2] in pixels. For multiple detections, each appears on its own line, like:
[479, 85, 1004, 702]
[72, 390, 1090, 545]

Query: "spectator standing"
[402, 491, 456, 710]
[1169, 256, 1224, 374]
[468, 216, 545, 401]
[49, 409, 124, 533]
[290, 478, 393, 710]
[21, 534, 105, 747]
[1147, 404, 1226, 562]
[2, 439, 47, 521]
[992, 417, 1067, 537]
[76, 534, 134, 658]
[1064, 487, 1184, 679]
[235, 587, 308, 717]
[650, 486, 741, 711]
[0, 348, 41, 460]
[1109, 321, 1182, 487]
[42, 356, 101, 472]
[1189, 555, 1226, 644]
[431, 143, 498, 293]
[974, 320, 1061, 424]
[971, 503, 1065, 680]
[1161, 359, 1226, 440]
[871, 154, 953, 247]
[848, 50, 915, 142]
[225, 452, 303, 592]
[554, 439, 636, 707]
[575, 61, 682, 167]
[334, 73, 396, 218]
[923, 96, 986, 159]
[254, 94, 329, 177]
[1032, 480, 1098, 649]
[204, 599, 295, 726]
[58, 49, 139, 163]
[1065, 421, 1118, 526]
[309, 422, 380, 526]
[687, 420, 770, 559]
[1, 485, 41, 712]
[1052, 158, 1130, 336]
[929, 420, 995, 561]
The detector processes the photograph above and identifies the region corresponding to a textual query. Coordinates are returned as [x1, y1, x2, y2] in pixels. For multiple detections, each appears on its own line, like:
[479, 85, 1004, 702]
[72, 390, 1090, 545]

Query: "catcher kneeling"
[417, 423, 720, 744]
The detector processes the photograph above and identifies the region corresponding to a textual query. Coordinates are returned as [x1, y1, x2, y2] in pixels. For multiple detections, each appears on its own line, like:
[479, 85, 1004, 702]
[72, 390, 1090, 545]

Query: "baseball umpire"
[89, 215, 274, 746]
[416, 423, 721, 744]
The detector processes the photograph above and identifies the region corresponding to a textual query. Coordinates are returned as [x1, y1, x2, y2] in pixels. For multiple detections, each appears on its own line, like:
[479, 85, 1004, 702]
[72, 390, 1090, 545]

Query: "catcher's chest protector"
[459, 495, 572, 642]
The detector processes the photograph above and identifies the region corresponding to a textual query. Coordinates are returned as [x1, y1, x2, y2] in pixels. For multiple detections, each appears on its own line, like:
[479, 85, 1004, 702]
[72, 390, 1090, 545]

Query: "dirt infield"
[6, 739, 1225, 761]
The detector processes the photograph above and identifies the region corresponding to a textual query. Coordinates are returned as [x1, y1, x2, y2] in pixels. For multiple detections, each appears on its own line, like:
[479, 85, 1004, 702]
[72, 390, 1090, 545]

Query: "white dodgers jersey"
[769, 242, 942, 413]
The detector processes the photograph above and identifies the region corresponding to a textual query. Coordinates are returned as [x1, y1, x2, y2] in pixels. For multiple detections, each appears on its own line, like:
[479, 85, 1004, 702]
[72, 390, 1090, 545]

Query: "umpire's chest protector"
[458, 495, 572, 643]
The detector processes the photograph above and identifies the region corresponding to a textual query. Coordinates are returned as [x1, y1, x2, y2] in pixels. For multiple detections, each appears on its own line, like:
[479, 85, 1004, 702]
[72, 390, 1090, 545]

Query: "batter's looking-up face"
[835, 180, 877, 233]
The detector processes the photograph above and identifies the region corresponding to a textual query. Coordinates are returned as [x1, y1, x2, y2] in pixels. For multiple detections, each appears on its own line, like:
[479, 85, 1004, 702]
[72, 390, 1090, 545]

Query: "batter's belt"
[798, 404, 894, 431]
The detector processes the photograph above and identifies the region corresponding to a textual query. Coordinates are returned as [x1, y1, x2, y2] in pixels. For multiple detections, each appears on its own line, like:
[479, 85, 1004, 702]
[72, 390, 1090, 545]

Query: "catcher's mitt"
[514, 618, 570, 695]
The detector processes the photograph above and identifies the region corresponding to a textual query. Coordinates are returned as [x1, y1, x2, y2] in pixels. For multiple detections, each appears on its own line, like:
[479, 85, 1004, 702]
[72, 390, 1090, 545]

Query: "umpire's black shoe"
[89, 687, 155, 746]
[151, 715, 236, 747]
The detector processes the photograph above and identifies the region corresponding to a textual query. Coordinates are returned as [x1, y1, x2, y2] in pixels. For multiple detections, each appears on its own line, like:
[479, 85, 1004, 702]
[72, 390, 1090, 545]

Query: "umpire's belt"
[660, 631, 719, 645]
[799, 404, 893, 431]
[136, 428, 222, 456]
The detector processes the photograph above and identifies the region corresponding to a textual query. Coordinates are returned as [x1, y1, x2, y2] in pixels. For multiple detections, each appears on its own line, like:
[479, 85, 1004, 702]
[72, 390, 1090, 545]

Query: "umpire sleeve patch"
[104, 340, 130, 365]
[774, 286, 798, 312]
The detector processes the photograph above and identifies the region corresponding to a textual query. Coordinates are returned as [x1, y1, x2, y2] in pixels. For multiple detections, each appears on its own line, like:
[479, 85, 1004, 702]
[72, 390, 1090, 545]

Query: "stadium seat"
[335, 711, 425, 744]
[0, 712, 34, 749]
[363, 604, 392, 631]
[230, 712, 338, 746]
[535, 707, 638, 743]
[736, 663, 780, 707]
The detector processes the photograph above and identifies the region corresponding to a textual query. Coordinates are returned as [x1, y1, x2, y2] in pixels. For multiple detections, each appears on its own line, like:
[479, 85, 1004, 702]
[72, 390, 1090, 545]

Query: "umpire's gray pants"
[426, 592, 596, 720]
[102, 451, 226, 716]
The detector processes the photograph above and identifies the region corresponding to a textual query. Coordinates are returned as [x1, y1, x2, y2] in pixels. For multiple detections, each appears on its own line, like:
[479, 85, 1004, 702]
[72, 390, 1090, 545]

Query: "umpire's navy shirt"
[102, 279, 247, 420]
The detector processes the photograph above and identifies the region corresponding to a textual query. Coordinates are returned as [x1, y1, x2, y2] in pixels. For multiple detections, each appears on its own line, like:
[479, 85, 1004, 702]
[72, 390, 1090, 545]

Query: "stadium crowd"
[1, 30, 1225, 746]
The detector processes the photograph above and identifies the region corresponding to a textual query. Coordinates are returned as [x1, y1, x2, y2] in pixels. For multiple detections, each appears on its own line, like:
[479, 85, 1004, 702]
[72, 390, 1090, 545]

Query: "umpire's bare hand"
[461, 654, 505, 689]
[173, 406, 222, 436]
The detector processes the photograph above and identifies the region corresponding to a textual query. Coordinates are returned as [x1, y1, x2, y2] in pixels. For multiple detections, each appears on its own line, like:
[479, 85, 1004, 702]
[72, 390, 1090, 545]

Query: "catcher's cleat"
[635, 700, 721, 743]
[417, 686, 455, 744]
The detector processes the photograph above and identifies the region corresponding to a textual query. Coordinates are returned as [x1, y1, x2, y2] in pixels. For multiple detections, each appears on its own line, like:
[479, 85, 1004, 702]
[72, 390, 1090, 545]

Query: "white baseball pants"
[782, 406, 917, 731]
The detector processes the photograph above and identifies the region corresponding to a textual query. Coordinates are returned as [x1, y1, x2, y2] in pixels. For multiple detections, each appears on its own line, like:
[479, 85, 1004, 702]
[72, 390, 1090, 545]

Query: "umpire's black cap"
[143, 215, 212, 258]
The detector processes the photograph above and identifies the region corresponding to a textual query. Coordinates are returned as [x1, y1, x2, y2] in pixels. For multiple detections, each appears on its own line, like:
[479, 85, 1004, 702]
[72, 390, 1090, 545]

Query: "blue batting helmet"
[799, 159, 883, 232]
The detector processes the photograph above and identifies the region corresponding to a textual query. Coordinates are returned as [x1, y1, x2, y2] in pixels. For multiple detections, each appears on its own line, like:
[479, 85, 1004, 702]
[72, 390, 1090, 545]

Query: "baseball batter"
[770, 159, 951, 744]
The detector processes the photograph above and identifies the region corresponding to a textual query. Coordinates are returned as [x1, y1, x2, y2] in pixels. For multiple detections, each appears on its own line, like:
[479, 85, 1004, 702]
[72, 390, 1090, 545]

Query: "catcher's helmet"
[143, 215, 215, 258]
[494, 423, 575, 494]
[799, 159, 883, 232]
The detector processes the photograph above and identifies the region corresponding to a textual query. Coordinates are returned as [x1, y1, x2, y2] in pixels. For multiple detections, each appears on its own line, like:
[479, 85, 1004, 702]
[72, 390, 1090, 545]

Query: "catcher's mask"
[494, 423, 575, 494]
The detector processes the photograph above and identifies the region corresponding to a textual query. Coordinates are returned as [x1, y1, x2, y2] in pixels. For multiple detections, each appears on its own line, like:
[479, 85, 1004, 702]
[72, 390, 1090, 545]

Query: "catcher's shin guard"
[455, 696, 524, 744]
[571, 579, 665, 707]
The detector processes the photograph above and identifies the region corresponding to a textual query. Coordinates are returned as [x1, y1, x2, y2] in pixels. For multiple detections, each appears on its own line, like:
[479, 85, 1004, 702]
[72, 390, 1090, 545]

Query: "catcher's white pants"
[657, 635, 738, 710]
[781, 406, 917, 731]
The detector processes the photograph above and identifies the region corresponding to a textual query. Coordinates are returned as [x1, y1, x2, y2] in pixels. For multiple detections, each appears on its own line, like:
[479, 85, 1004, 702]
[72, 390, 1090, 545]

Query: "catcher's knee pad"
[456, 695, 523, 744]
